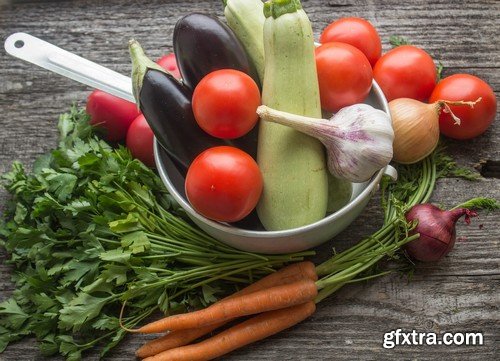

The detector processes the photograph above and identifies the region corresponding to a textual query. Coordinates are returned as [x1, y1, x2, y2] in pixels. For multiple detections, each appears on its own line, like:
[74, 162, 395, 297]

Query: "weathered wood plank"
[0, 0, 498, 360]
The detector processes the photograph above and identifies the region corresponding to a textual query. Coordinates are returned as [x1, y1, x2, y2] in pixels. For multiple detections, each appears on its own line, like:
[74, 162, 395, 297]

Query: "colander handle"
[383, 165, 398, 181]
[4, 32, 135, 103]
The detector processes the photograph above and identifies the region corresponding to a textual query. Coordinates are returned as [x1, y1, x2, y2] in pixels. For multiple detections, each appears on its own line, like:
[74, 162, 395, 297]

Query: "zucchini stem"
[264, 0, 302, 19]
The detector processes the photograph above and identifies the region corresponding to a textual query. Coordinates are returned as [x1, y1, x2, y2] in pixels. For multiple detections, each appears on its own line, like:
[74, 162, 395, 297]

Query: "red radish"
[126, 114, 155, 167]
[404, 204, 477, 262]
[86, 90, 140, 141]
[157, 53, 181, 80]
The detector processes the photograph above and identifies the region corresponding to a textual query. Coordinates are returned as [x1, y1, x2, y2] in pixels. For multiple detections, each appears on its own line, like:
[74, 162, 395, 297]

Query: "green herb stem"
[315, 151, 438, 300]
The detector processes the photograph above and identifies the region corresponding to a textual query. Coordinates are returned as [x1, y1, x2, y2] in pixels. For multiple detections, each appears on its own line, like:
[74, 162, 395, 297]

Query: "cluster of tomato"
[318, 17, 496, 139]
[186, 69, 263, 222]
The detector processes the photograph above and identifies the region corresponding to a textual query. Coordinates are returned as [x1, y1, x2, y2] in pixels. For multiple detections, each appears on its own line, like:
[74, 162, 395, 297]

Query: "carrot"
[136, 261, 317, 358]
[136, 278, 318, 334]
[143, 301, 316, 361]
[235, 260, 318, 293]
[136, 324, 222, 359]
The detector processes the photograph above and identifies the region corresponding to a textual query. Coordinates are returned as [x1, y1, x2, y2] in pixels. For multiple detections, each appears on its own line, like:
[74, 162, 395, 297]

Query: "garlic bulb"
[257, 104, 394, 182]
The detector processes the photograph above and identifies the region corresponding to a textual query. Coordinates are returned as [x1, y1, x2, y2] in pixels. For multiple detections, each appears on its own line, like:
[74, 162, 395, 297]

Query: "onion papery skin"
[390, 98, 440, 164]
[404, 204, 475, 262]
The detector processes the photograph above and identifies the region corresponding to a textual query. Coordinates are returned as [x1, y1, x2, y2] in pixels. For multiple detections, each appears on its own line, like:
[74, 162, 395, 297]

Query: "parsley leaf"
[0, 105, 312, 360]
[58, 293, 111, 332]
[0, 299, 29, 329]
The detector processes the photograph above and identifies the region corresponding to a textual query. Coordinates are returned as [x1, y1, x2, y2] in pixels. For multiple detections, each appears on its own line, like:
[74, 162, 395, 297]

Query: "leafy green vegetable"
[436, 61, 445, 81]
[0, 106, 312, 359]
[451, 197, 499, 211]
[434, 143, 480, 180]
[389, 35, 411, 48]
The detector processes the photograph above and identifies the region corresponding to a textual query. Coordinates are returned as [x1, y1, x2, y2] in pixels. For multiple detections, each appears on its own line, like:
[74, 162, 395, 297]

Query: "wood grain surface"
[0, 0, 498, 360]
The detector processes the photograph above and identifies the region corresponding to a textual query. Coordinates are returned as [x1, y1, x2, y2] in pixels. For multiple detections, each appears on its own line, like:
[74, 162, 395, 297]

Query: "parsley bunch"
[0, 106, 311, 360]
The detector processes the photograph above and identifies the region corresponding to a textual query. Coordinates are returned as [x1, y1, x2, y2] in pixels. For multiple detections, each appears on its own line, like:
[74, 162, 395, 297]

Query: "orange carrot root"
[135, 261, 318, 357]
[136, 323, 223, 359]
[143, 301, 316, 361]
[235, 261, 318, 295]
[137, 278, 318, 334]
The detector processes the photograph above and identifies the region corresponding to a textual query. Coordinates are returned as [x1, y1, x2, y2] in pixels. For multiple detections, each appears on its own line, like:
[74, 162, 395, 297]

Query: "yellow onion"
[389, 97, 481, 164]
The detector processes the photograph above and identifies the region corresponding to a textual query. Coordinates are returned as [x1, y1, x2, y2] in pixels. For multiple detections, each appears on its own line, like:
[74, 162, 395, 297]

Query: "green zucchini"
[257, 0, 328, 231]
[223, 0, 265, 82]
[327, 175, 353, 213]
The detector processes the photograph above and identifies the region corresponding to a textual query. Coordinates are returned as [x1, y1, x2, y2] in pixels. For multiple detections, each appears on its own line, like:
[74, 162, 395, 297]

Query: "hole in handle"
[14, 40, 24, 48]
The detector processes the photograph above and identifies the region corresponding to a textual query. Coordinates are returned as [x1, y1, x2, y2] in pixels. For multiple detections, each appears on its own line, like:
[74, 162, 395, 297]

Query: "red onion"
[404, 204, 477, 262]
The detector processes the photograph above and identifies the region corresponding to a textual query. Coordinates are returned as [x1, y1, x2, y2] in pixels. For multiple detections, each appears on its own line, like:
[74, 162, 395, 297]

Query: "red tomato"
[126, 114, 155, 167]
[373, 45, 436, 102]
[86, 90, 140, 142]
[315, 42, 373, 112]
[185, 146, 263, 222]
[192, 69, 260, 139]
[319, 17, 382, 67]
[157, 53, 181, 80]
[429, 74, 497, 140]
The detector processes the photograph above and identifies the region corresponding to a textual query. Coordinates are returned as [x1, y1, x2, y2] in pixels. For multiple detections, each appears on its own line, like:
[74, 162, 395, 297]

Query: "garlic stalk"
[256, 104, 394, 182]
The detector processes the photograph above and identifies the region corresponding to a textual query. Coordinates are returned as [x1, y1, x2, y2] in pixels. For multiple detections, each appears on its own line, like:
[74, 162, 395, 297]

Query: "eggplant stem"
[129, 39, 167, 107]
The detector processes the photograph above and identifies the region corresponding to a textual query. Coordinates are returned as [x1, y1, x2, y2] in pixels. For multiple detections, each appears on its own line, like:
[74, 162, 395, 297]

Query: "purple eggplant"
[173, 13, 260, 91]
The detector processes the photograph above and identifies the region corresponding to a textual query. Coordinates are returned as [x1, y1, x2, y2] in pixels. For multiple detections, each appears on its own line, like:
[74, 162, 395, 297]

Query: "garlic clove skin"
[256, 104, 394, 183]
[326, 104, 394, 182]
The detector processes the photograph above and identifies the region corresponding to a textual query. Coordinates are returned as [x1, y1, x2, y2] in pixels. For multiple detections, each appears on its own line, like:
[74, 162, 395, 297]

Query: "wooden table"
[0, 0, 498, 360]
